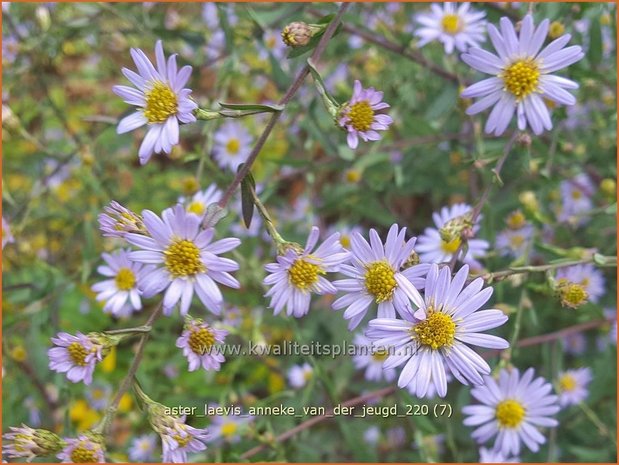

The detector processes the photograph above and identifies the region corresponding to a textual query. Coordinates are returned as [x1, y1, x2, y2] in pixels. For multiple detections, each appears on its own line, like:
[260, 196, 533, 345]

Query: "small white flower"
[212, 121, 253, 171]
[288, 363, 313, 388]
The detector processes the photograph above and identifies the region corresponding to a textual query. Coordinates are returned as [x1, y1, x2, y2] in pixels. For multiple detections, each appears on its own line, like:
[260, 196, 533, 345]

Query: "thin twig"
[217, 3, 351, 209]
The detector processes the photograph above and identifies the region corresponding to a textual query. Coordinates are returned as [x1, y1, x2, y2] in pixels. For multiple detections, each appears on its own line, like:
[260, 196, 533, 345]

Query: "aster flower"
[555, 263, 605, 307]
[263, 226, 350, 318]
[57, 434, 105, 463]
[367, 264, 509, 397]
[325, 223, 364, 250]
[352, 333, 396, 382]
[126, 205, 241, 317]
[496, 224, 534, 258]
[463, 367, 560, 456]
[558, 173, 596, 225]
[2, 215, 14, 249]
[176, 318, 228, 372]
[364, 426, 381, 445]
[288, 363, 313, 388]
[91, 249, 149, 317]
[414, 3, 486, 54]
[555, 367, 592, 407]
[179, 184, 222, 220]
[208, 407, 253, 444]
[212, 121, 253, 171]
[563, 332, 587, 355]
[332, 224, 429, 330]
[85, 383, 112, 411]
[338, 80, 393, 150]
[2, 425, 64, 462]
[416, 203, 489, 268]
[98, 201, 145, 239]
[113, 40, 197, 164]
[156, 417, 209, 463]
[128, 434, 158, 462]
[479, 447, 520, 463]
[48, 332, 105, 385]
[461, 15, 584, 135]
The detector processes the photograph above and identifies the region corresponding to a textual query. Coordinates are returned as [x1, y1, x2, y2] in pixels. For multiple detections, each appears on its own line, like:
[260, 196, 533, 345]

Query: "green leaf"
[240, 164, 256, 229]
[589, 17, 603, 67]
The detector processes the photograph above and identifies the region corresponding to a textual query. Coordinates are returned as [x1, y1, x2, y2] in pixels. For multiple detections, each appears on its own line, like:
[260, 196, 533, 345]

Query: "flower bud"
[519, 191, 539, 213]
[555, 278, 589, 309]
[281, 22, 314, 47]
[601, 178, 616, 198]
[2, 425, 65, 461]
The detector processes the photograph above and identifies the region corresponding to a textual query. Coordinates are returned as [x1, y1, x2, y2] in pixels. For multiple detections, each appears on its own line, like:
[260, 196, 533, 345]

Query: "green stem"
[578, 402, 617, 446]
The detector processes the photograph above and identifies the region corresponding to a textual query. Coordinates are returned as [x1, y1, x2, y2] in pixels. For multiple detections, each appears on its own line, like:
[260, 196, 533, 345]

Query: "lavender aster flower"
[555, 367, 592, 407]
[176, 318, 228, 372]
[563, 332, 587, 355]
[558, 173, 596, 225]
[208, 407, 253, 444]
[556, 263, 605, 304]
[479, 447, 520, 463]
[332, 224, 429, 330]
[263, 226, 350, 318]
[179, 184, 222, 220]
[91, 249, 149, 317]
[98, 201, 145, 239]
[113, 40, 197, 164]
[159, 417, 210, 463]
[367, 264, 508, 397]
[414, 3, 486, 54]
[463, 368, 560, 457]
[212, 121, 253, 171]
[57, 434, 105, 463]
[128, 434, 158, 462]
[338, 80, 393, 149]
[48, 332, 104, 385]
[126, 205, 241, 316]
[352, 333, 396, 382]
[2, 425, 64, 462]
[495, 224, 534, 258]
[461, 15, 584, 135]
[288, 363, 313, 388]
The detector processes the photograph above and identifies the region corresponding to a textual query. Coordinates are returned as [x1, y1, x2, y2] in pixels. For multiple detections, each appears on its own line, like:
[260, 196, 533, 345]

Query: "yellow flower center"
[413, 310, 456, 350]
[70, 444, 99, 463]
[559, 374, 577, 392]
[509, 234, 525, 248]
[226, 138, 241, 155]
[549, 21, 565, 40]
[92, 389, 105, 400]
[187, 201, 206, 216]
[372, 348, 389, 362]
[364, 261, 397, 303]
[221, 422, 238, 438]
[115, 267, 136, 291]
[441, 14, 461, 35]
[557, 279, 589, 308]
[502, 60, 540, 100]
[144, 81, 178, 124]
[340, 234, 351, 249]
[506, 211, 526, 229]
[303, 369, 313, 381]
[188, 327, 216, 355]
[441, 236, 462, 254]
[173, 434, 192, 448]
[345, 169, 362, 183]
[495, 399, 526, 429]
[288, 258, 324, 291]
[164, 239, 205, 278]
[348, 101, 375, 132]
[68, 342, 89, 366]
[571, 189, 582, 200]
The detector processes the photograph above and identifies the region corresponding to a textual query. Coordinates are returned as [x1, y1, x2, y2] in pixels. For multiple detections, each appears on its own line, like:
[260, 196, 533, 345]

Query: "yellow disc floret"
[502, 60, 540, 100]
[442, 14, 461, 35]
[288, 259, 324, 291]
[115, 267, 136, 291]
[221, 422, 238, 438]
[188, 327, 216, 355]
[144, 81, 178, 123]
[347, 101, 375, 132]
[226, 138, 240, 155]
[187, 201, 206, 216]
[413, 310, 456, 350]
[70, 444, 98, 463]
[372, 348, 389, 362]
[364, 261, 397, 303]
[164, 239, 205, 278]
[495, 399, 526, 429]
[68, 342, 89, 366]
[441, 236, 462, 254]
[558, 374, 577, 392]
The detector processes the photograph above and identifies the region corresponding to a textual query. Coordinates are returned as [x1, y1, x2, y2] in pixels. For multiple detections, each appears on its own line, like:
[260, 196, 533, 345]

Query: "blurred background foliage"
[2, 2, 617, 462]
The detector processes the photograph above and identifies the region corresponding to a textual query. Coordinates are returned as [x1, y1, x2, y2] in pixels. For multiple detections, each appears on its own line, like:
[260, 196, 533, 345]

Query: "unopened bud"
[548, 21, 565, 39]
[2, 425, 65, 461]
[555, 278, 589, 309]
[402, 250, 420, 269]
[516, 132, 532, 147]
[281, 22, 315, 47]
[601, 178, 616, 198]
[519, 191, 539, 213]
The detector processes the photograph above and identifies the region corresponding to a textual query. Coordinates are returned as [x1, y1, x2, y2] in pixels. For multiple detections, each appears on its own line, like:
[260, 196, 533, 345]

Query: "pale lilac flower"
[416, 203, 489, 268]
[2, 425, 63, 461]
[208, 407, 253, 444]
[386, 427, 406, 448]
[338, 80, 393, 149]
[176, 318, 228, 372]
[495, 225, 534, 258]
[368, 264, 508, 397]
[264, 227, 350, 318]
[57, 434, 105, 463]
[212, 121, 253, 171]
[555, 367, 592, 407]
[364, 426, 381, 445]
[461, 15, 584, 135]
[260, 30, 287, 60]
[126, 205, 241, 317]
[414, 3, 486, 54]
[128, 434, 158, 462]
[86, 384, 112, 411]
[563, 332, 587, 355]
[2, 215, 14, 249]
[463, 367, 560, 457]
[91, 249, 149, 317]
[479, 447, 520, 463]
[48, 332, 104, 385]
[352, 333, 396, 382]
[325, 224, 364, 251]
[332, 224, 429, 330]
[159, 417, 210, 463]
[288, 363, 313, 388]
[556, 264, 605, 303]
[98, 201, 145, 239]
[179, 184, 222, 220]
[558, 173, 595, 224]
[113, 40, 197, 164]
